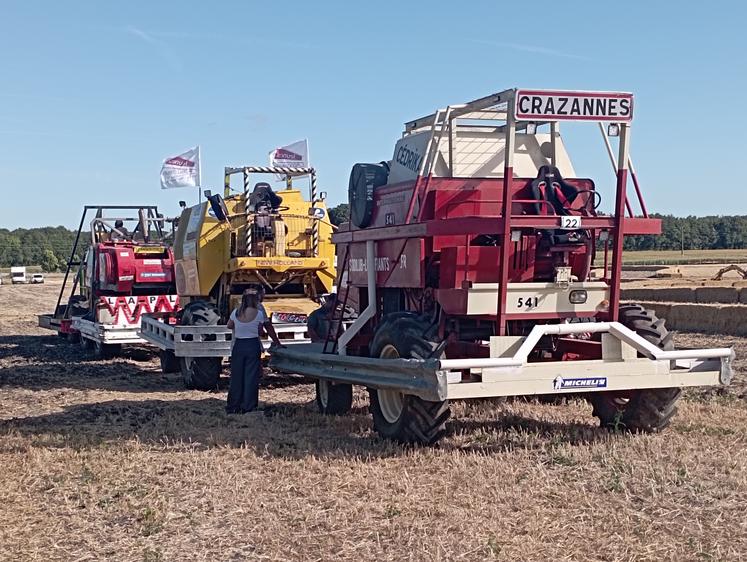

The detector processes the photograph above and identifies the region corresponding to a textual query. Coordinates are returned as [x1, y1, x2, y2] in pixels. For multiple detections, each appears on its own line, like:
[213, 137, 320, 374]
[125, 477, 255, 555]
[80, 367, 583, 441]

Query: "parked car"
[30, 273, 45, 284]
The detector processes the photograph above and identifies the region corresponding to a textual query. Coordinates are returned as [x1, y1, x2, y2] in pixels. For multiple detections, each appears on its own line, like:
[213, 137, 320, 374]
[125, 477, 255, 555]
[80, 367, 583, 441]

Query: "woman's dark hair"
[238, 288, 259, 316]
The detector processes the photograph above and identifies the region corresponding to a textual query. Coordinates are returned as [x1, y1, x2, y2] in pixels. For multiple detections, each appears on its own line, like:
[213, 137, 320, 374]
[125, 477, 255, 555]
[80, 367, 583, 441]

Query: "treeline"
[1, 213, 746, 271]
[623, 215, 747, 251]
[0, 227, 88, 272]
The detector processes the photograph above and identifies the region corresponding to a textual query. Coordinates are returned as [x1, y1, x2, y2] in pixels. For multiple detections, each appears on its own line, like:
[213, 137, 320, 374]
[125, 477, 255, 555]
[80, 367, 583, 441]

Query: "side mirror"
[319, 191, 327, 201]
[204, 190, 212, 198]
[207, 194, 229, 222]
[179, 200, 187, 209]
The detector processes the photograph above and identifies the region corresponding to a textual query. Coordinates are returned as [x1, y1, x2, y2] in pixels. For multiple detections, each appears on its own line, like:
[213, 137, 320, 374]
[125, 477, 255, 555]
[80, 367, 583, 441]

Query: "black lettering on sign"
[595, 98, 607, 116]
[544, 97, 555, 114]
[583, 98, 594, 116]
[557, 97, 569, 114]
[608, 98, 618, 116]
[519, 95, 530, 113]
[570, 98, 581, 115]
[531, 97, 542, 113]
[619, 98, 630, 116]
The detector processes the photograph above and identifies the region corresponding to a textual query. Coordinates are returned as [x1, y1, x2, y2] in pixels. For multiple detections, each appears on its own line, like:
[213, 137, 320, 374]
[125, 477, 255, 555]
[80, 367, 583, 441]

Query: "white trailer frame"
[139, 314, 310, 359]
[73, 317, 145, 345]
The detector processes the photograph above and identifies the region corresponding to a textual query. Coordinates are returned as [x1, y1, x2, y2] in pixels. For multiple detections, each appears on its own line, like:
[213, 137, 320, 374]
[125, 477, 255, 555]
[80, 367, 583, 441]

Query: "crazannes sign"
[515, 90, 633, 122]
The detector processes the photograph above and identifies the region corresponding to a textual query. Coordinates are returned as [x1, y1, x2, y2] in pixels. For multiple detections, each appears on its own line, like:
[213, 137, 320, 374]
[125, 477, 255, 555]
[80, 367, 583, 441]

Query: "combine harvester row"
[39, 192, 335, 391]
[38, 87, 735, 446]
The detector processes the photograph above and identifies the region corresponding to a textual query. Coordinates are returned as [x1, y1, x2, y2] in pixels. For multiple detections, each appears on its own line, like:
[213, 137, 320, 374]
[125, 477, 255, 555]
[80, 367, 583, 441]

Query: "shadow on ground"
[0, 397, 620, 459]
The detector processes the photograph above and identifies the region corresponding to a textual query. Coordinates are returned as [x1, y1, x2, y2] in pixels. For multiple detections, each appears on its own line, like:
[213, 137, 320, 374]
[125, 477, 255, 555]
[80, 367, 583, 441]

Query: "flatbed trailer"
[140, 312, 310, 359]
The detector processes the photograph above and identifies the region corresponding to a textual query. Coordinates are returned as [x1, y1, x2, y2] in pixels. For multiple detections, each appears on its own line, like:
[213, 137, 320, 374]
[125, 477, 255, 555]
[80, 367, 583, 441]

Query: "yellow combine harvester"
[140, 166, 336, 390]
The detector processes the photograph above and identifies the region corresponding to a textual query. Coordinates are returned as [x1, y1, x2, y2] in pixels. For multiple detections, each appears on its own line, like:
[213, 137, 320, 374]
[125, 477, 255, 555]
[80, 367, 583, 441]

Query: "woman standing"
[226, 288, 283, 414]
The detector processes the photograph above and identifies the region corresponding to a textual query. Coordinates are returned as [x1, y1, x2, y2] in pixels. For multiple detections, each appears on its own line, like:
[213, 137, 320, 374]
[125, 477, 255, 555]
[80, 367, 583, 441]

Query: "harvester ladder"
[406, 107, 454, 224]
[323, 244, 351, 354]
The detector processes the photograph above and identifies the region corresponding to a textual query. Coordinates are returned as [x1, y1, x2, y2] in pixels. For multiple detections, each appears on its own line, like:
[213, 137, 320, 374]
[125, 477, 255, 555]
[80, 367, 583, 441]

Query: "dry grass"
[617, 249, 747, 265]
[1, 280, 746, 561]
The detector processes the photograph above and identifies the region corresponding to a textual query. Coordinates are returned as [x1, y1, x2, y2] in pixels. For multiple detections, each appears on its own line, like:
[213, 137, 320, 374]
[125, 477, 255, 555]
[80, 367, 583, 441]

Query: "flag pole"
[197, 145, 202, 205]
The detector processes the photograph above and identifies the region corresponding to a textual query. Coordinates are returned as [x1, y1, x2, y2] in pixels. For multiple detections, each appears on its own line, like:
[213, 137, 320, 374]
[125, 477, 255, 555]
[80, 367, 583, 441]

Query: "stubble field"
[1, 277, 746, 561]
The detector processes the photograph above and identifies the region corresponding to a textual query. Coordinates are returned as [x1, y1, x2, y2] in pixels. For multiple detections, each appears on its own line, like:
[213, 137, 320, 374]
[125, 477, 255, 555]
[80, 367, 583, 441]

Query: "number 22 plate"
[560, 216, 582, 229]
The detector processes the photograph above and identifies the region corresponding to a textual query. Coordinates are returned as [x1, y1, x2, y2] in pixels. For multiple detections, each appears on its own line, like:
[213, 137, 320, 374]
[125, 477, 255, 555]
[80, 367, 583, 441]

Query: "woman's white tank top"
[230, 307, 266, 339]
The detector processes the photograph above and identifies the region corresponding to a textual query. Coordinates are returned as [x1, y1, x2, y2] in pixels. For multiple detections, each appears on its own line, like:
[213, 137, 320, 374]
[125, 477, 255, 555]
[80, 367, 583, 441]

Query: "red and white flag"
[160, 146, 201, 189]
[269, 139, 308, 169]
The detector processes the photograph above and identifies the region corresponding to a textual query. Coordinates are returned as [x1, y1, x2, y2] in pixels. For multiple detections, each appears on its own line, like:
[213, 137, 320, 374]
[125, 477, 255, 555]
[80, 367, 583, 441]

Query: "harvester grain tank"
[139, 166, 336, 390]
[270, 88, 734, 444]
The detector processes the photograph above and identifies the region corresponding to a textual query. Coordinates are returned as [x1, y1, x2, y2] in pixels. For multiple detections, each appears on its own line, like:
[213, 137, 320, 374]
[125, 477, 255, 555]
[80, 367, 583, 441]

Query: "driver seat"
[529, 165, 586, 245]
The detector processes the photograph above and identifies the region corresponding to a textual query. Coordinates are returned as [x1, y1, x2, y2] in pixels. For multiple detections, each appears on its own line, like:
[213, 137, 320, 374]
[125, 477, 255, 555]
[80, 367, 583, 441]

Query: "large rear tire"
[368, 315, 450, 445]
[590, 304, 681, 432]
[179, 301, 222, 391]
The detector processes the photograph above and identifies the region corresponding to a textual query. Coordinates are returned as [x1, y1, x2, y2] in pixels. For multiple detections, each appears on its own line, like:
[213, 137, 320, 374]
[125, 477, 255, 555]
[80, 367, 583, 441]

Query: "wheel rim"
[318, 379, 330, 408]
[378, 344, 405, 423]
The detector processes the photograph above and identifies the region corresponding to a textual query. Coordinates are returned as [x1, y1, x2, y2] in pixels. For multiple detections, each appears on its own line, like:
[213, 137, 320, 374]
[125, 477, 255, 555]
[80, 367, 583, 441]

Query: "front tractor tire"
[179, 301, 222, 391]
[93, 340, 121, 359]
[590, 304, 681, 433]
[159, 350, 180, 374]
[367, 316, 450, 445]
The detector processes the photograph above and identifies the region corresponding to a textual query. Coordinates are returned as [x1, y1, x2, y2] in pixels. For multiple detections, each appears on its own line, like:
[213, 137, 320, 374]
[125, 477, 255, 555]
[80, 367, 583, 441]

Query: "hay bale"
[695, 287, 738, 304]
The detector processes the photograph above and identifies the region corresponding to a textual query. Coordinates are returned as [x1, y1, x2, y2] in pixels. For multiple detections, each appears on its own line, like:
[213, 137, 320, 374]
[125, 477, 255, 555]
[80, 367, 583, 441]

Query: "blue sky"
[1, 1, 745, 228]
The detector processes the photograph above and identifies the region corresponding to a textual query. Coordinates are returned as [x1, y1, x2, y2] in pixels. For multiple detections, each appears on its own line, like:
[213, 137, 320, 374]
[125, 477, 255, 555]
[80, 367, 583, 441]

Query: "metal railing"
[244, 213, 318, 258]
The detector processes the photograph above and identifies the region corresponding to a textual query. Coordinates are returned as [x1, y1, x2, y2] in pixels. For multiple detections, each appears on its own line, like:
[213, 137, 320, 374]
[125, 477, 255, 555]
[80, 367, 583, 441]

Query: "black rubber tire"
[367, 315, 450, 445]
[315, 380, 353, 415]
[80, 336, 94, 352]
[159, 350, 180, 374]
[178, 301, 222, 390]
[93, 340, 121, 359]
[68, 331, 81, 344]
[348, 163, 388, 228]
[180, 357, 222, 390]
[590, 304, 681, 432]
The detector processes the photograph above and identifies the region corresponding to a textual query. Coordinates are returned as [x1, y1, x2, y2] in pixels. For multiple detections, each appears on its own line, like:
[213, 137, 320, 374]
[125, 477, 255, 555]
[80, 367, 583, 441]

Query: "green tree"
[328, 203, 350, 227]
[40, 249, 60, 272]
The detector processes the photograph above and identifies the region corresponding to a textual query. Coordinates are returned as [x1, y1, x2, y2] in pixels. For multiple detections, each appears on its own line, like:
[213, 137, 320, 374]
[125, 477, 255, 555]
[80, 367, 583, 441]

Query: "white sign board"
[515, 90, 633, 122]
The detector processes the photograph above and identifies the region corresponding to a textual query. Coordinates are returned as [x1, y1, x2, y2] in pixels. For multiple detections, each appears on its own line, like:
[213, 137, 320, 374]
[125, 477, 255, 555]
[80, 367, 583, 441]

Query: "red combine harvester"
[39, 206, 178, 359]
[270, 88, 734, 445]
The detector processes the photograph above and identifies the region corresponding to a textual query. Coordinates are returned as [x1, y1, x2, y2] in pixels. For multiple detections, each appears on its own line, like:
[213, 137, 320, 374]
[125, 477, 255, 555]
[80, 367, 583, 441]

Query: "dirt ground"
[1, 278, 746, 561]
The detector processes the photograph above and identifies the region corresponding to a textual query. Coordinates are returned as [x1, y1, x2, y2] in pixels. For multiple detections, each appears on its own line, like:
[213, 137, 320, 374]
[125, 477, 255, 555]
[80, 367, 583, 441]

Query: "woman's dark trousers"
[228, 338, 262, 413]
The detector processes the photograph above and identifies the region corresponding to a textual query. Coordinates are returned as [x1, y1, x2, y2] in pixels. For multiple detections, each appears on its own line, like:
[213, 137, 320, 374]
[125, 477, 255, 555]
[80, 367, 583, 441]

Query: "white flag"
[160, 146, 200, 189]
[269, 139, 309, 169]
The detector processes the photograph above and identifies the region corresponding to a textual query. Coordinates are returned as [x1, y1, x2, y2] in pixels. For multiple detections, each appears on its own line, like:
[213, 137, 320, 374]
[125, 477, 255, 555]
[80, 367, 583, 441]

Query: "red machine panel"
[347, 238, 423, 288]
[97, 242, 174, 293]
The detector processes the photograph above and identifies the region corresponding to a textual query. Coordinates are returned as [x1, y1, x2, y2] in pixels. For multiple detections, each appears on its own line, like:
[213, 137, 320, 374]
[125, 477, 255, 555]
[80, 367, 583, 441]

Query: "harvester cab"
[271, 88, 734, 445]
[39, 205, 179, 358]
[139, 166, 336, 390]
